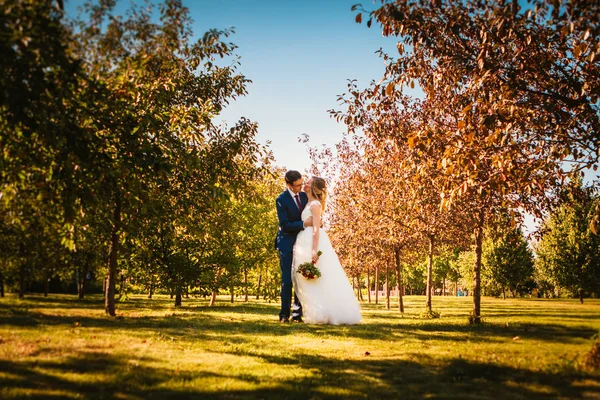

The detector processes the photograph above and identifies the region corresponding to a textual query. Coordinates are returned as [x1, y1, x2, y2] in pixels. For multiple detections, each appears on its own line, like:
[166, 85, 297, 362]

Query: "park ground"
[0, 294, 599, 399]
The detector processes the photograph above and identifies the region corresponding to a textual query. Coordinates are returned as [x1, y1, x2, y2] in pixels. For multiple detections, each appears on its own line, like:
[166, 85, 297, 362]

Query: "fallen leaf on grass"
[512, 336, 520, 341]
[364, 351, 371, 356]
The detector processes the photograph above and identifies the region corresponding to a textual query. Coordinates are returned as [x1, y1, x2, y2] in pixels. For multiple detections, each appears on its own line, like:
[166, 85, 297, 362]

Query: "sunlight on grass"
[0, 294, 598, 399]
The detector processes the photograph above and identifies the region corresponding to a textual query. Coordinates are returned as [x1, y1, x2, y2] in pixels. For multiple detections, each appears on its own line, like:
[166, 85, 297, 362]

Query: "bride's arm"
[311, 202, 322, 263]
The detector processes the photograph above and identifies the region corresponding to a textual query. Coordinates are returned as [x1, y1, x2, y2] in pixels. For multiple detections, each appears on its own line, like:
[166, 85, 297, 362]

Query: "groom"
[275, 170, 312, 323]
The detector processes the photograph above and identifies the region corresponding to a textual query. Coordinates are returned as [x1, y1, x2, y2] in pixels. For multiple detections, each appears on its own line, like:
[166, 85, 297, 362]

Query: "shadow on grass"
[0, 294, 105, 308]
[0, 303, 597, 349]
[1, 296, 599, 399]
[0, 349, 598, 399]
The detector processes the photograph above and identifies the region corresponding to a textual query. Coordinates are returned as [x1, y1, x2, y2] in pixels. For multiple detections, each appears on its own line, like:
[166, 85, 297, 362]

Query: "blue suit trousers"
[279, 250, 302, 319]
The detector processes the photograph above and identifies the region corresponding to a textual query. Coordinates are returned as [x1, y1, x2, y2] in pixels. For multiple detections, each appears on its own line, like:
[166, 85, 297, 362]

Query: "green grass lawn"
[0, 294, 599, 399]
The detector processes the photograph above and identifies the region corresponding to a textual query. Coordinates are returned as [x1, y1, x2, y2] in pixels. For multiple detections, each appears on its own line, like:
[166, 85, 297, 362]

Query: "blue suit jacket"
[275, 190, 308, 252]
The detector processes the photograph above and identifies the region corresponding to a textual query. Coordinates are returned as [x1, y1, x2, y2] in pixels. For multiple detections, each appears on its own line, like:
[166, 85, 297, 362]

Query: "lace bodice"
[301, 199, 322, 222]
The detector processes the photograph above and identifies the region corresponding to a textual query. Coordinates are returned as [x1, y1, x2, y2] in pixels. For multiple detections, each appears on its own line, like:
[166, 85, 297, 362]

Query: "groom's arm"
[276, 198, 309, 232]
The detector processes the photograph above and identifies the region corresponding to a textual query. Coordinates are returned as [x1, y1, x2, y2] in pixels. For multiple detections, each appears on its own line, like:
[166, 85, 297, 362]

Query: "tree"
[341, 0, 600, 322]
[535, 183, 600, 302]
[231, 168, 282, 303]
[67, 0, 267, 315]
[483, 213, 535, 298]
[432, 246, 462, 296]
[0, 0, 92, 298]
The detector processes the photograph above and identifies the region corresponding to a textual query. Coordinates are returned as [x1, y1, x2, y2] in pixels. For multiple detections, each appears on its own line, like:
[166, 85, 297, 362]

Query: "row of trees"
[359, 180, 598, 305]
[307, 0, 599, 322]
[1, 0, 598, 321]
[1, 0, 284, 314]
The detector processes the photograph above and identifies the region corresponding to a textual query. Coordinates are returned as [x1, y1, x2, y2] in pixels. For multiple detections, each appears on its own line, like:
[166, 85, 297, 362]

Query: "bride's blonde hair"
[310, 177, 327, 211]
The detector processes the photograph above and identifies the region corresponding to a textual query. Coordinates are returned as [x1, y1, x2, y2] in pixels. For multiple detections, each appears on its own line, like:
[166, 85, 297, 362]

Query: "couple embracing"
[275, 170, 362, 325]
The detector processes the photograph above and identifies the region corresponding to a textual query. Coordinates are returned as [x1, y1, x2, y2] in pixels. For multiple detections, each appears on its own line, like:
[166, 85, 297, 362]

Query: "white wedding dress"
[292, 200, 362, 325]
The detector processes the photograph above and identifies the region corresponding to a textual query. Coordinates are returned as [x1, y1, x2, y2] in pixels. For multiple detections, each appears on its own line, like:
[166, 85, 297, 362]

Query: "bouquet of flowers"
[297, 251, 322, 280]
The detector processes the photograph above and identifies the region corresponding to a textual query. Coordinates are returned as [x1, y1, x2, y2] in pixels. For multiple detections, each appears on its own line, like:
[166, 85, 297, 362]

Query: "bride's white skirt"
[292, 228, 362, 325]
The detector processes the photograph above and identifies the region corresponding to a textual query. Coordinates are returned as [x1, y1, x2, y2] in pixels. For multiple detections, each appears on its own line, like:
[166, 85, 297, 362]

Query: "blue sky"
[65, 0, 398, 173]
[188, 0, 398, 172]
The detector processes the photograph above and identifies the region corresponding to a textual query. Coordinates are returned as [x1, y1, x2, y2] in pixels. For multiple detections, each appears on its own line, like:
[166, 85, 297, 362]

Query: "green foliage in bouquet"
[297, 251, 323, 280]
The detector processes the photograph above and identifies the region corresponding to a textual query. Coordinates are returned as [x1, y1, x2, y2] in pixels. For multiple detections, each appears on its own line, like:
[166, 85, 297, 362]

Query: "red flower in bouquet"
[297, 251, 322, 280]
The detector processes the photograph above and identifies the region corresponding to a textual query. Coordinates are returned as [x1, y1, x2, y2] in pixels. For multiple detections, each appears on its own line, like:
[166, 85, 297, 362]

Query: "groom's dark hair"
[285, 170, 302, 185]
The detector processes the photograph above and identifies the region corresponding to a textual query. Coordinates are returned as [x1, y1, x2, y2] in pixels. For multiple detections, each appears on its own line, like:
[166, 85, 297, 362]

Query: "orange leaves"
[460, 181, 469, 194]
[382, 25, 394, 37]
[573, 42, 586, 58]
[397, 43, 405, 54]
[355, 13, 362, 24]
[385, 82, 395, 96]
[439, 196, 450, 211]
[588, 51, 596, 63]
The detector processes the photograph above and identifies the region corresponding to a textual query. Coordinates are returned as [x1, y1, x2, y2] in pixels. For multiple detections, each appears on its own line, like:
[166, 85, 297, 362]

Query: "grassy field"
[0, 294, 599, 399]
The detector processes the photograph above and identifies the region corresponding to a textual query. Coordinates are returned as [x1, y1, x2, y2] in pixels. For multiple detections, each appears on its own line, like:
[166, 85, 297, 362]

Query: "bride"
[292, 176, 362, 325]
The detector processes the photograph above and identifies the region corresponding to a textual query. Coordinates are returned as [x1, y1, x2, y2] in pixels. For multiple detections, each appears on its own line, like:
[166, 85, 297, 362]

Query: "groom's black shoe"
[279, 317, 289, 323]
[291, 317, 303, 323]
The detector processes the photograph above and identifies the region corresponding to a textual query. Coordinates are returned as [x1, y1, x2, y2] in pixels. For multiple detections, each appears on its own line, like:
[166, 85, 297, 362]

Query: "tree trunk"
[19, 263, 25, 298]
[374, 265, 379, 305]
[105, 192, 121, 317]
[148, 274, 154, 299]
[243, 266, 248, 302]
[502, 288, 506, 300]
[0, 271, 4, 297]
[395, 247, 404, 314]
[442, 277, 446, 296]
[473, 209, 485, 324]
[580, 289, 584, 304]
[385, 262, 390, 310]
[230, 273, 234, 303]
[209, 267, 222, 307]
[44, 276, 49, 297]
[357, 274, 363, 301]
[117, 269, 126, 301]
[18, 243, 25, 299]
[256, 271, 262, 300]
[175, 287, 182, 307]
[367, 269, 371, 303]
[77, 266, 85, 300]
[426, 234, 434, 312]
[78, 278, 85, 300]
